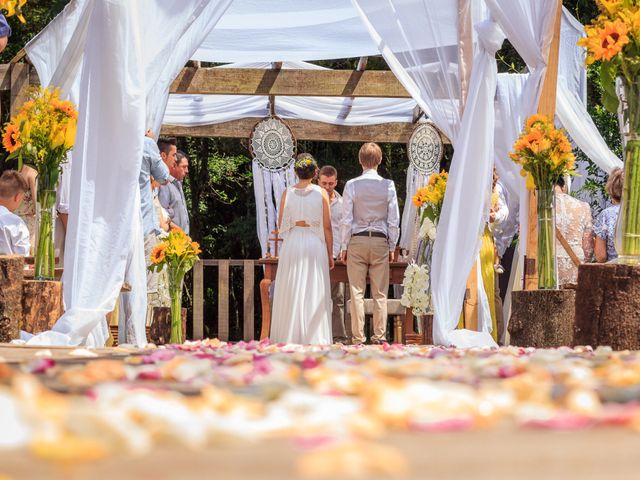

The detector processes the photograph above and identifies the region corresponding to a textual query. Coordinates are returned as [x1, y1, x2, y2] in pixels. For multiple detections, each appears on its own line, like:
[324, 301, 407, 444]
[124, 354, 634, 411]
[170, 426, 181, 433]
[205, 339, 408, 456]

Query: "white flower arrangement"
[400, 262, 431, 316]
[418, 217, 437, 241]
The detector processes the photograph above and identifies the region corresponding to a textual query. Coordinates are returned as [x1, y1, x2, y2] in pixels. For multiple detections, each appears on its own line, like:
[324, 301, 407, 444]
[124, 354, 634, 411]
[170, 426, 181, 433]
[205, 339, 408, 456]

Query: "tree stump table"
[574, 264, 640, 350]
[21, 280, 64, 335]
[0, 256, 25, 342]
[509, 290, 575, 348]
[148, 307, 187, 345]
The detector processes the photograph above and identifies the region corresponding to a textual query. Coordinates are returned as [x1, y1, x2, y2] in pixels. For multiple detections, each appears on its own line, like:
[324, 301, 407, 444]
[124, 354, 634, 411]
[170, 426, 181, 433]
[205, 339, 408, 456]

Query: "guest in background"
[555, 176, 594, 284]
[488, 169, 509, 343]
[318, 165, 348, 343]
[159, 149, 190, 234]
[0, 13, 11, 53]
[2, 162, 37, 255]
[341, 143, 400, 345]
[594, 167, 624, 263]
[0, 170, 30, 256]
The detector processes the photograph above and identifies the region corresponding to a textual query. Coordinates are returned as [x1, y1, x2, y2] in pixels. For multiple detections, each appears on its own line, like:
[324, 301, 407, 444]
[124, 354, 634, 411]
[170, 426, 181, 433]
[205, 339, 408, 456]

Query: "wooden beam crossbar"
[169, 67, 411, 98]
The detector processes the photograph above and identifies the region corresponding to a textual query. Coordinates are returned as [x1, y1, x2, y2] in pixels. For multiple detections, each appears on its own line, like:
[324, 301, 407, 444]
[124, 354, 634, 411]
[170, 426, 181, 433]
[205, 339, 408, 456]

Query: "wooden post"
[10, 63, 29, 117]
[218, 260, 230, 341]
[0, 256, 25, 342]
[243, 260, 255, 341]
[524, 0, 563, 290]
[192, 261, 204, 340]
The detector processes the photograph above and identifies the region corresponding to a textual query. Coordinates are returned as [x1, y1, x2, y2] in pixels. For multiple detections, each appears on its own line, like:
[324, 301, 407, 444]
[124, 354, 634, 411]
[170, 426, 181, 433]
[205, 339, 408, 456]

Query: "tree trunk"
[149, 307, 187, 345]
[21, 280, 63, 335]
[509, 290, 575, 348]
[574, 264, 640, 350]
[0, 256, 25, 342]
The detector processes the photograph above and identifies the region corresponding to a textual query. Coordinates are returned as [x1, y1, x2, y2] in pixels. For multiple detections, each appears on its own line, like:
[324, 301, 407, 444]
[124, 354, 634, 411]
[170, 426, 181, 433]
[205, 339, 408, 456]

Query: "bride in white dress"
[270, 154, 334, 344]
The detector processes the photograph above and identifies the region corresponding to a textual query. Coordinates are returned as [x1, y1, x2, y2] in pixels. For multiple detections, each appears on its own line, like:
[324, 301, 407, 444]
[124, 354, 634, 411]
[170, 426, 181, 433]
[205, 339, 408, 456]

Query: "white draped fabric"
[22, 0, 233, 347]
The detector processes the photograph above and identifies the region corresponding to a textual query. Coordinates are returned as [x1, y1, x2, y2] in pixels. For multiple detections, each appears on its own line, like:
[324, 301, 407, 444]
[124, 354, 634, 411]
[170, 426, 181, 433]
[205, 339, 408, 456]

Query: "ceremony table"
[256, 258, 414, 341]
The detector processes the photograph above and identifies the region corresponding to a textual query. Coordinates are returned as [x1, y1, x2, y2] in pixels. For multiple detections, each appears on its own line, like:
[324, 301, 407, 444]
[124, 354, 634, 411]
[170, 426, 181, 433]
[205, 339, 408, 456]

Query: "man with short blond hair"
[318, 164, 348, 343]
[340, 143, 399, 344]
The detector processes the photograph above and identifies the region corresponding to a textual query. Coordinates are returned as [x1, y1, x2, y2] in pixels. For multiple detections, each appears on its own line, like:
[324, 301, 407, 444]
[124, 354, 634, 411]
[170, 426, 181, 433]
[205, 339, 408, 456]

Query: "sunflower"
[150, 244, 167, 265]
[584, 19, 630, 63]
[2, 123, 21, 153]
[597, 0, 623, 16]
[191, 241, 202, 255]
[525, 114, 550, 130]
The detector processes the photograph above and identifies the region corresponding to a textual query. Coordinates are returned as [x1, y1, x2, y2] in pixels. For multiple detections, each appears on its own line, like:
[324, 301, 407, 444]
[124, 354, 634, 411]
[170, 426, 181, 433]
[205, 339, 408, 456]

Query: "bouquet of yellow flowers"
[2, 87, 78, 279]
[579, 1, 640, 260]
[412, 170, 448, 224]
[149, 228, 201, 343]
[510, 114, 575, 289]
[1, 0, 27, 23]
[402, 171, 448, 316]
[509, 114, 575, 191]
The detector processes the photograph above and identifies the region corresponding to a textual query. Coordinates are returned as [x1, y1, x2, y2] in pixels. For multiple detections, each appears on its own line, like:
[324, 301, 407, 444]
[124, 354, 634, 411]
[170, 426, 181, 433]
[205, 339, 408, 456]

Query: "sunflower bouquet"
[402, 171, 448, 315]
[1, 0, 27, 23]
[578, 1, 640, 261]
[149, 228, 201, 343]
[510, 114, 575, 289]
[2, 87, 77, 279]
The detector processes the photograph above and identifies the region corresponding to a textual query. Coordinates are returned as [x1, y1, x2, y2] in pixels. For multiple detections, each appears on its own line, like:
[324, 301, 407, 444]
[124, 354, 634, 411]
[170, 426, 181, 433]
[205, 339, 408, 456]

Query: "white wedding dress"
[270, 184, 332, 344]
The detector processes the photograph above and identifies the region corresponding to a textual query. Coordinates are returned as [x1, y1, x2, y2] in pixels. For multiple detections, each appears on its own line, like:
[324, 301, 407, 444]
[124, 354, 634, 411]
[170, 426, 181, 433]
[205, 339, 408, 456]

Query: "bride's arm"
[321, 190, 334, 269]
[278, 190, 287, 232]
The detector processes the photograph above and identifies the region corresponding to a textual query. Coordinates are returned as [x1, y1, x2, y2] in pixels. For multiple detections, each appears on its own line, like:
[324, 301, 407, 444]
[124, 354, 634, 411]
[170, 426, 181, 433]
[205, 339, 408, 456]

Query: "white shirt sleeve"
[340, 181, 354, 251]
[12, 220, 30, 256]
[387, 180, 400, 251]
[494, 184, 509, 225]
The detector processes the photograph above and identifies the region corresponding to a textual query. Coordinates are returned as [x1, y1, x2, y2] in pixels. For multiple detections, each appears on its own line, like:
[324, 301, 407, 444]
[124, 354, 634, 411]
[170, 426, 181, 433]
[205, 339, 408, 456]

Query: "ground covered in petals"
[2, 341, 640, 479]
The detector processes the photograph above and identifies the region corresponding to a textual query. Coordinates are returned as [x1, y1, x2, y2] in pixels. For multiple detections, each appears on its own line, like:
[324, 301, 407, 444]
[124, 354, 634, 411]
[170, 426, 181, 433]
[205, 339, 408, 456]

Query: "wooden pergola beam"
[161, 118, 436, 144]
[170, 67, 411, 98]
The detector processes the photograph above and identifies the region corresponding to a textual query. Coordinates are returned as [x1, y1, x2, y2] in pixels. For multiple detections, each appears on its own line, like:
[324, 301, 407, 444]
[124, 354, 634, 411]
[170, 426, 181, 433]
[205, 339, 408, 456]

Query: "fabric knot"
[475, 20, 505, 56]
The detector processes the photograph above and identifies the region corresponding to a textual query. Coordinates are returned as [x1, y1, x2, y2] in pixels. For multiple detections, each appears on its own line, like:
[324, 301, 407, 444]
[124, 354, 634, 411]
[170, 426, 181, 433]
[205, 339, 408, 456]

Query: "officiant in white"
[340, 143, 400, 345]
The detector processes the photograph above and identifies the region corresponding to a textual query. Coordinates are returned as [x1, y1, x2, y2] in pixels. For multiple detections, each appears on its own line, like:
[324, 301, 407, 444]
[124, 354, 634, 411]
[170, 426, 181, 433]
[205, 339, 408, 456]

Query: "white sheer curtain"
[23, 0, 233, 347]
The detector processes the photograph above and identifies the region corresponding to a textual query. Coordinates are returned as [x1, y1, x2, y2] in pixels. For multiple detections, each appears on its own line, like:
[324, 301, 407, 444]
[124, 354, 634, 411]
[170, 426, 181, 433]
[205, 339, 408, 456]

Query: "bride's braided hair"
[294, 153, 318, 180]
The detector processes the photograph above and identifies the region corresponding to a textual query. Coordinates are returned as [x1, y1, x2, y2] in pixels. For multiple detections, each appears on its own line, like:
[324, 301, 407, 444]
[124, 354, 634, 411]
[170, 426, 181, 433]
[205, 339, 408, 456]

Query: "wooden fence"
[191, 259, 259, 342]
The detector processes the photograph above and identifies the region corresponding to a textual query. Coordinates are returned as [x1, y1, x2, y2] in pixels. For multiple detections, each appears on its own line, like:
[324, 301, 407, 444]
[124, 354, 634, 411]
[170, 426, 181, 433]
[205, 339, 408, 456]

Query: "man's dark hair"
[319, 165, 337, 178]
[176, 150, 188, 165]
[555, 176, 566, 188]
[157, 137, 177, 155]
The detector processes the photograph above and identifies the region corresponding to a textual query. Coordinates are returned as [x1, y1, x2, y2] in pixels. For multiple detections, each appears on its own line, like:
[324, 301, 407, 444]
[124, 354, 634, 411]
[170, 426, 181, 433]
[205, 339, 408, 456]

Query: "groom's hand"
[340, 250, 347, 262]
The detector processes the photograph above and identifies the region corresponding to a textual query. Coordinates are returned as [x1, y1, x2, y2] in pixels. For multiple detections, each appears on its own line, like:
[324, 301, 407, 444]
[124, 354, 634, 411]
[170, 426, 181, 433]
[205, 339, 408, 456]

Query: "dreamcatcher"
[250, 117, 297, 256]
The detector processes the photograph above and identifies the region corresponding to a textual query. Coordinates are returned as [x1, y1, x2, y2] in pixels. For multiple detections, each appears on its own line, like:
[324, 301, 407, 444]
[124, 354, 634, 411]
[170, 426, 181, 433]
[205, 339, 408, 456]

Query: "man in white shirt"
[0, 170, 30, 256]
[318, 165, 348, 343]
[340, 143, 400, 344]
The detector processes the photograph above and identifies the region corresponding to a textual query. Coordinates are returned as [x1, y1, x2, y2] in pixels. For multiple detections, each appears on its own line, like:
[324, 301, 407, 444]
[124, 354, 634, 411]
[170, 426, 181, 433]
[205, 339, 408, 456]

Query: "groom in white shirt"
[340, 143, 400, 344]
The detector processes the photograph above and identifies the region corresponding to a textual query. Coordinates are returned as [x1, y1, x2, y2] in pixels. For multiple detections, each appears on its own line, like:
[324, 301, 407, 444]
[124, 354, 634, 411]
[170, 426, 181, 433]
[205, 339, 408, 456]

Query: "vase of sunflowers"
[149, 228, 201, 344]
[579, 1, 640, 262]
[401, 171, 447, 315]
[2, 87, 77, 280]
[510, 115, 575, 289]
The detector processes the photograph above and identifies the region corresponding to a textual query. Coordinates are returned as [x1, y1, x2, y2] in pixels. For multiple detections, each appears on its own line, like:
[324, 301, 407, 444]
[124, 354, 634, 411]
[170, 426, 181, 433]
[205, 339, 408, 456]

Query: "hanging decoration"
[400, 122, 443, 257]
[250, 116, 297, 256]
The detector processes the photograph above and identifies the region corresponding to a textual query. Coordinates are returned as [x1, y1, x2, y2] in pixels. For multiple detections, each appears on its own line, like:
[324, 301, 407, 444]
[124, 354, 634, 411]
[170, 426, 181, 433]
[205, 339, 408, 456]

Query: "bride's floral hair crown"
[294, 153, 318, 180]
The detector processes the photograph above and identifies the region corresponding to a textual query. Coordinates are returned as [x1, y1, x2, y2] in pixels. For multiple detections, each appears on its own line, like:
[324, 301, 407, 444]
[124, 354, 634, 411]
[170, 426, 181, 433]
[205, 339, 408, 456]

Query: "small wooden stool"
[346, 298, 406, 343]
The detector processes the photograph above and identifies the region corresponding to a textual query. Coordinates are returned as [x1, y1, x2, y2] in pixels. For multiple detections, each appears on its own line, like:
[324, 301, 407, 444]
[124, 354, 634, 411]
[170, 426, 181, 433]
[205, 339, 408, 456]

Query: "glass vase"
[617, 79, 640, 263]
[536, 189, 557, 289]
[168, 269, 185, 344]
[34, 189, 57, 280]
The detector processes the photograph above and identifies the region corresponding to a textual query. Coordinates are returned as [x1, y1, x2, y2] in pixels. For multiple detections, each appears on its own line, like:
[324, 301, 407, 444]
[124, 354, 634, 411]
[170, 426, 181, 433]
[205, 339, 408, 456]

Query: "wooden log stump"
[509, 290, 575, 348]
[574, 264, 640, 350]
[0, 256, 25, 342]
[148, 307, 187, 345]
[21, 280, 64, 335]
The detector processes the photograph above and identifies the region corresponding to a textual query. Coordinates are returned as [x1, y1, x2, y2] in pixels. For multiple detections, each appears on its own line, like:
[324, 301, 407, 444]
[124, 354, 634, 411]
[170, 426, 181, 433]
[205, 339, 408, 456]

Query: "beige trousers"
[347, 236, 389, 343]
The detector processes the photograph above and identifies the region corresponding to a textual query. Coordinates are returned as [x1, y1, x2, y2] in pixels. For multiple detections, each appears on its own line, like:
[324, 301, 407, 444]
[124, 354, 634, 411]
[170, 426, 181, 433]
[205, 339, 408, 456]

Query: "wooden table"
[257, 258, 414, 341]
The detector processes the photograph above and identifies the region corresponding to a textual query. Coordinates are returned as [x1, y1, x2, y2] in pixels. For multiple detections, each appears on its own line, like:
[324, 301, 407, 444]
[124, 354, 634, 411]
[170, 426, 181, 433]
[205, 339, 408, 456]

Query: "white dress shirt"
[329, 190, 343, 259]
[340, 169, 400, 252]
[0, 205, 30, 256]
[492, 182, 517, 257]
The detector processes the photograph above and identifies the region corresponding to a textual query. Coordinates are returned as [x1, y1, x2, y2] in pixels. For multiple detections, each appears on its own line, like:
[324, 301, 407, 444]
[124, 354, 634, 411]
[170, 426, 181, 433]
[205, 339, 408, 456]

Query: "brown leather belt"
[353, 231, 387, 239]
